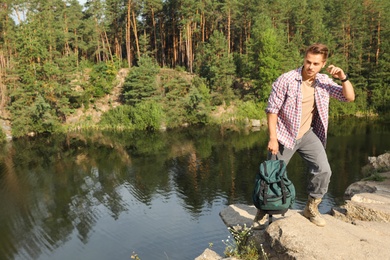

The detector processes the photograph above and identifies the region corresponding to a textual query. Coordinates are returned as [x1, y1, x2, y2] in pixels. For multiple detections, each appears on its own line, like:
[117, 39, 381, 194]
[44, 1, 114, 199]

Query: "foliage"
[250, 15, 285, 102]
[99, 105, 133, 130]
[99, 101, 164, 131]
[222, 224, 267, 260]
[0, 129, 6, 142]
[361, 165, 387, 182]
[236, 100, 266, 120]
[195, 31, 236, 105]
[122, 55, 160, 105]
[158, 72, 211, 128]
[132, 101, 164, 131]
[0, 0, 389, 136]
[88, 62, 118, 98]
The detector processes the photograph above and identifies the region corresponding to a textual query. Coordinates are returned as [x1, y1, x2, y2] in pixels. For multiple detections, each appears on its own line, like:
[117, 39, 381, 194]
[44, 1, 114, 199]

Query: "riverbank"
[197, 153, 390, 259]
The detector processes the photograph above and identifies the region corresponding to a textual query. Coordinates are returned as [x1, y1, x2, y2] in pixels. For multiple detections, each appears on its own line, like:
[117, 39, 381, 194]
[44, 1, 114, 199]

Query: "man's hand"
[268, 138, 279, 155]
[327, 64, 355, 101]
[326, 65, 347, 80]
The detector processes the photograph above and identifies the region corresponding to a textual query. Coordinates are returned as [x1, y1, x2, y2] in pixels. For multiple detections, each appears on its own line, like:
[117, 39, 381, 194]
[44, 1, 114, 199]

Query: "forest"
[0, 0, 389, 138]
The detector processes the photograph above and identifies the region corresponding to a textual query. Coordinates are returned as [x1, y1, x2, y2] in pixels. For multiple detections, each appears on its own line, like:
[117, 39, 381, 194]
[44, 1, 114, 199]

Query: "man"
[254, 43, 355, 228]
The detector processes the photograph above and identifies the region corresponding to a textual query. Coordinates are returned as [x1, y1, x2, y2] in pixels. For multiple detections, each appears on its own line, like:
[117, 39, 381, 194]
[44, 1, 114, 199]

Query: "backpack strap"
[263, 181, 268, 205]
[262, 161, 268, 177]
[279, 160, 287, 204]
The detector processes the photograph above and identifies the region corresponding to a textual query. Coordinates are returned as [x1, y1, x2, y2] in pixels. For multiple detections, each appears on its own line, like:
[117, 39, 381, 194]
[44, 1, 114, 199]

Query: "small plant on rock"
[222, 224, 264, 260]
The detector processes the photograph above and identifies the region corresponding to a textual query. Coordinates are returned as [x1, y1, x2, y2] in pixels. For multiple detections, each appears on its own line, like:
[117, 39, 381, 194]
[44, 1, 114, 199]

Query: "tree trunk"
[376, 15, 380, 65]
[173, 18, 178, 67]
[63, 3, 70, 57]
[74, 29, 79, 67]
[186, 22, 193, 73]
[103, 30, 114, 62]
[227, 8, 231, 54]
[126, 0, 132, 67]
[180, 29, 184, 66]
[159, 16, 165, 67]
[151, 7, 158, 62]
[132, 10, 140, 60]
[95, 17, 101, 62]
[201, 11, 205, 42]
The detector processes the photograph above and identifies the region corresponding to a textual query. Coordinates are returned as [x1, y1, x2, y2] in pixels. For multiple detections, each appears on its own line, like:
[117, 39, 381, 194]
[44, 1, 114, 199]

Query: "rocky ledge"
[196, 153, 390, 259]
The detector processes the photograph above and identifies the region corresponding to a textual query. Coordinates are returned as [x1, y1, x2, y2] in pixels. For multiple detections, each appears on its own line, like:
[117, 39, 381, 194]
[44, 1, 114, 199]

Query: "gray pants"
[272, 128, 332, 199]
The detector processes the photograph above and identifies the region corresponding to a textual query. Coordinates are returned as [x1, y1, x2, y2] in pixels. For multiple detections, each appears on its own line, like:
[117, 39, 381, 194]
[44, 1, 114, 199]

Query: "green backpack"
[252, 159, 295, 215]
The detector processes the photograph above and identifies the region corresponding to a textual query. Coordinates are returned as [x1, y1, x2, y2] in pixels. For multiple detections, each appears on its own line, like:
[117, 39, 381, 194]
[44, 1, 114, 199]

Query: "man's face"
[302, 52, 326, 80]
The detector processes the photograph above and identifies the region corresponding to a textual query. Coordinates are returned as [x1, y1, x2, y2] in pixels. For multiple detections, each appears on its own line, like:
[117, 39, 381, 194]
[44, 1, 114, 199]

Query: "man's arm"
[341, 79, 355, 102]
[267, 113, 279, 155]
[326, 65, 355, 101]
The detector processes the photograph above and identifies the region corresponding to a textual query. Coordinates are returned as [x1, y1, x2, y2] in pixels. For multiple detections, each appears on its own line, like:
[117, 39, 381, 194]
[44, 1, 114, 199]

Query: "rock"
[194, 248, 223, 260]
[219, 204, 390, 259]
[194, 248, 240, 260]
[218, 171, 390, 259]
[341, 172, 390, 223]
[265, 212, 390, 259]
[341, 193, 390, 222]
[345, 171, 390, 197]
[368, 152, 390, 170]
[344, 181, 377, 200]
[250, 119, 261, 127]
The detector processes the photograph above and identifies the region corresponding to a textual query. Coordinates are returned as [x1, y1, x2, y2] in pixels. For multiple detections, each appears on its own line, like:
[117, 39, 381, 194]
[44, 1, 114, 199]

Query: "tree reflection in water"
[0, 118, 389, 260]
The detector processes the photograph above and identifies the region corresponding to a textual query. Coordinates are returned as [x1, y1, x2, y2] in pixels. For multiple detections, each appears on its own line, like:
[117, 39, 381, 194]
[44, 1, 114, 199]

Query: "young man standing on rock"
[254, 43, 355, 228]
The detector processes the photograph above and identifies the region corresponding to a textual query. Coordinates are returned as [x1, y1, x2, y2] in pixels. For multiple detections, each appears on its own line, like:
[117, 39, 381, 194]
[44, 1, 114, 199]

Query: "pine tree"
[122, 55, 160, 105]
[195, 30, 235, 105]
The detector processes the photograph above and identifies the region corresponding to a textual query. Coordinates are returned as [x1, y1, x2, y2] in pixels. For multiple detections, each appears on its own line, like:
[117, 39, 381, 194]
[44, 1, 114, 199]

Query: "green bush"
[99, 102, 164, 131]
[88, 62, 117, 98]
[99, 105, 134, 130]
[132, 101, 164, 131]
[11, 94, 61, 137]
[236, 100, 266, 120]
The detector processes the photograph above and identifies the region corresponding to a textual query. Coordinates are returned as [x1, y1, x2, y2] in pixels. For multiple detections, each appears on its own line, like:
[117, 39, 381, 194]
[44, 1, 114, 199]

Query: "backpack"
[252, 159, 295, 215]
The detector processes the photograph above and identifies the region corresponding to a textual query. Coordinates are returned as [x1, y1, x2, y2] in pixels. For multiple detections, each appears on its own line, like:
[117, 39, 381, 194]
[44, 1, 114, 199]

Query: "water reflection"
[0, 118, 389, 260]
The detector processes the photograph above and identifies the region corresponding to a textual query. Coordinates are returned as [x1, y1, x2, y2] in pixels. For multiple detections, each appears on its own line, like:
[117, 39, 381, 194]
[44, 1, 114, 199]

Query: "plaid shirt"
[266, 67, 348, 149]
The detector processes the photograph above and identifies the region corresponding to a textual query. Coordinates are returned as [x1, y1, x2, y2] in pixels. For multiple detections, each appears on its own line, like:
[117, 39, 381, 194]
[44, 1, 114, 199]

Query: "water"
[0, 118, 389, 260]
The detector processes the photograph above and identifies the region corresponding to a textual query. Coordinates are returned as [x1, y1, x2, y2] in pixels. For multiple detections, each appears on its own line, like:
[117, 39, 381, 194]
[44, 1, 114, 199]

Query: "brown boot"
[252, 209, 267, 230]
[303, 196, 326, 227]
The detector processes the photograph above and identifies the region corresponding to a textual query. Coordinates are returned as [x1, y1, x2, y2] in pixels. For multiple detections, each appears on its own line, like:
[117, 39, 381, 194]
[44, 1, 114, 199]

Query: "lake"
[0, 117, 389, 260]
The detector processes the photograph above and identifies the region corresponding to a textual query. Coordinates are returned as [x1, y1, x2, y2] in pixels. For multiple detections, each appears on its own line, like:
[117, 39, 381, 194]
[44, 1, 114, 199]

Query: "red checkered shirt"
[265, 67, 348, 149]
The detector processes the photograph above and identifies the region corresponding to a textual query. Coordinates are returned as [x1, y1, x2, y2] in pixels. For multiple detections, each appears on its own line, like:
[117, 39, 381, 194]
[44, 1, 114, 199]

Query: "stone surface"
[345, 171, 390, 199]
[368, 152, 390, 170]
[194, 248, 223, 260]
[218, 171, 390, 259]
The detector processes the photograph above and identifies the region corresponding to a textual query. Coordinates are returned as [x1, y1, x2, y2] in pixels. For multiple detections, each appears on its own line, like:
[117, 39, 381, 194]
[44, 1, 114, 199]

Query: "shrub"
[132, 101, 164, 131]
[99, 105, 134, 130]
[99, 101, 164, 131]
[236, 100, 266, 120]
[88, 62, 117, 98]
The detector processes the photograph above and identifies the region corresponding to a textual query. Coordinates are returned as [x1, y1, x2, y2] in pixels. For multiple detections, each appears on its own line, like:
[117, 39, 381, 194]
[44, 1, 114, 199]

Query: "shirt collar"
[296, 66, 320, 86]
[296, 67, 303, 81]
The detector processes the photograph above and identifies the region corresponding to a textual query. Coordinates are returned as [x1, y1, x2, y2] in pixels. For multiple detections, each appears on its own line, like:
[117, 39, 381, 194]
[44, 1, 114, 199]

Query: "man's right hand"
[268, 138, 279, 155]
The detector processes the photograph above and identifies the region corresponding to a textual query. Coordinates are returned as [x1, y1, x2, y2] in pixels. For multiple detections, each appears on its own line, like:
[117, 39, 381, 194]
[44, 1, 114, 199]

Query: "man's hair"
[305, 43, 329, 60]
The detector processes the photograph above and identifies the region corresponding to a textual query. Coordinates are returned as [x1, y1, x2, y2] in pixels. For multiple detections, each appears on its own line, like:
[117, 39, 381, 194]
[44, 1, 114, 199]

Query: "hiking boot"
[252, 209, 267, 230]
[303, 195, 326, 227]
